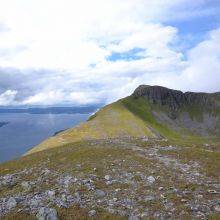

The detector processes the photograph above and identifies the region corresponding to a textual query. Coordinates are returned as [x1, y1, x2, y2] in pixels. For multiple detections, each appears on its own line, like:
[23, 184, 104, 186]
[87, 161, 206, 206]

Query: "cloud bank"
[0, 0, 219, 106]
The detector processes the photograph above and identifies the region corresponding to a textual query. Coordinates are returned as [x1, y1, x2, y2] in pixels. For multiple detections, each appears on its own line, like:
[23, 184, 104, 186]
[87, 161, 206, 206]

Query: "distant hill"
[0, 106, 100, 114]
[26, 85, 220, 154]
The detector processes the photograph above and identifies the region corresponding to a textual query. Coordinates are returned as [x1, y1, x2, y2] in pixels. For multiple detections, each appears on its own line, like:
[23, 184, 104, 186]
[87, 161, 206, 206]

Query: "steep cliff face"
[126, 85, 220, 137]
[133, 85, 220, 110]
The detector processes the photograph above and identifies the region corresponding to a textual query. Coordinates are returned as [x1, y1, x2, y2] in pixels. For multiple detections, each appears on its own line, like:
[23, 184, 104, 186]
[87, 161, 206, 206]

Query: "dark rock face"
[133, 85, 220, 110]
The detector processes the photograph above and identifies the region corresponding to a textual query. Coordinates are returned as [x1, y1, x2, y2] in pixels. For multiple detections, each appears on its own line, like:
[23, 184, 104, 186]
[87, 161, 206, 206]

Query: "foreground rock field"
[0, 138, 219, 219]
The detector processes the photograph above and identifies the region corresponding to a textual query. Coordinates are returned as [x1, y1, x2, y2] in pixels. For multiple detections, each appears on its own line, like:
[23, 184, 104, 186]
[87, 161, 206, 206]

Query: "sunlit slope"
[26, 100, 156, 154]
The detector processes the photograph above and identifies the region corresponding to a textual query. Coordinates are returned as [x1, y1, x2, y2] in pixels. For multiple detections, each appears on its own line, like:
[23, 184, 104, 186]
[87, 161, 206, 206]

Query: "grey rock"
[61, 194, 67, 202]
[41, 168, 51, 176]
[63, 176, 72, 187]
[36, 207, 58, 220]
[85, 183, 94, 191]
[95, 189, 106, 198]
[145, 195, 156, 202]
[208, 189, 218, 194]
[214, 205, 220, 212]
[147, 176, 156, 184]
[117, 210, 127, 216]
[2, 175, 17, 187]
[123, 198, 133, 208]
[104, 175, 112, 181]
[181, 199, 187, 203]
[76, 164, 81, 170]
[47, 190, 56, 199]
[140, 212, 149, 217]
[107, 207, 115, 214]
[88, 209, 96, 216]
[30, 198, 40, 207]
[66, 195, 74, 203]
[56, 199, 67, 208]
[6, 197, 17, 210]
[142, 137, 148, 142]
[106, 180, 113, 185]
[75, 192, 81, 202]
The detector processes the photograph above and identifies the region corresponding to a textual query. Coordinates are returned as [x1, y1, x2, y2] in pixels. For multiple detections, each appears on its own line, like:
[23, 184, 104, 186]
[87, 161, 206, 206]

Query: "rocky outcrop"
[133, 85, 220, 110]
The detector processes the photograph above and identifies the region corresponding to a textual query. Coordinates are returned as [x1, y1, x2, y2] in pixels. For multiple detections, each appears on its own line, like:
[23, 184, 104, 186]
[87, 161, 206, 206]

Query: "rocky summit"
[0, 85, 219, 219]
[132, 85, 220, 110]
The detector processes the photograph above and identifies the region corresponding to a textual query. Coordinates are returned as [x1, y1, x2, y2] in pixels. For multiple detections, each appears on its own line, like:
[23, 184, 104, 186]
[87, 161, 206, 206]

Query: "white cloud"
[152, 28, 220, 92]
[0, 90, 17, 106]
[0, 0, 215, 69]
[0, 0, 219, 106]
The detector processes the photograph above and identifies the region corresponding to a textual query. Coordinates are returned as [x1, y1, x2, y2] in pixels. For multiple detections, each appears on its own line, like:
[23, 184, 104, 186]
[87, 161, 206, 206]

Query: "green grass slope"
[26, 99, 156, 155]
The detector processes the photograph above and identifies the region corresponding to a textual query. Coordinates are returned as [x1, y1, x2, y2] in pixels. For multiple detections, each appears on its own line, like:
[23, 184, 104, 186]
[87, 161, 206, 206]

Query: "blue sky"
[107, 48, 145, 61]
[0, 0, 219, 106]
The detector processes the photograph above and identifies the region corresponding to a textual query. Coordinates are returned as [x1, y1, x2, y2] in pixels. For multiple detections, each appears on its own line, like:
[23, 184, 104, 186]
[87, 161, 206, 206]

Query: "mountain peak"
[132, 85, 219, 110]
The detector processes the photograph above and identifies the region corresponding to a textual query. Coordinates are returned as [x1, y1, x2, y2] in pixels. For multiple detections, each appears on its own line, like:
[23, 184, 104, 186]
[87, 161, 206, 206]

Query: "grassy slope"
[26, 99, 156, 155]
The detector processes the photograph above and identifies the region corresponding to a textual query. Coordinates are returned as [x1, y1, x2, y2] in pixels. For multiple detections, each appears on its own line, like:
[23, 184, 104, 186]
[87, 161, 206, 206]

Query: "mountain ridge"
[26, 85, 220, 155]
